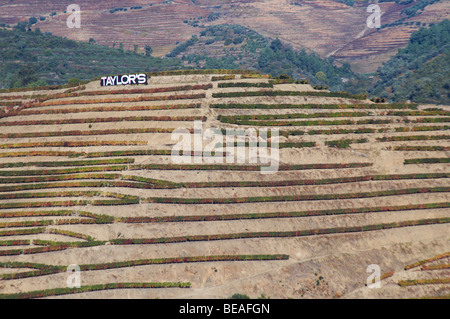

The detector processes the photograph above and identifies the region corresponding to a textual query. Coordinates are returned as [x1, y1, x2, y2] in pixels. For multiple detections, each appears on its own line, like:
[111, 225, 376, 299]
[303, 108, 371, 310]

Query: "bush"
[370, 97, 386, 103]
[212, 75, 235, 81]
[325, 139, 368, 148]
[230, 293, 250, 299]
[275, 74, 291, 80]
[29, 17, 38, 25]
[233, 37, 243, 45]
[67, 78, 83, 86]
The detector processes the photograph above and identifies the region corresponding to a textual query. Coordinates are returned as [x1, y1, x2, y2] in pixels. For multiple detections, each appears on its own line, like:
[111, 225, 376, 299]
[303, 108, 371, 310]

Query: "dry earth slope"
[0, 70, 448, 298]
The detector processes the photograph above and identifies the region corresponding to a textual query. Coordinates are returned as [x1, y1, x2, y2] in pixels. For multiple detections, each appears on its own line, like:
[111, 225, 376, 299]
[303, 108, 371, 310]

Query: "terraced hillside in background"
[1, 0, 449, 71]
[0, 0, 209, 57]
[0, 70, 448, 299]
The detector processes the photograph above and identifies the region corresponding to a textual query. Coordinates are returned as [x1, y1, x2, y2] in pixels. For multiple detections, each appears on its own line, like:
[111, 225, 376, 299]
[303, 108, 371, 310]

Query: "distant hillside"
[1, 0, 448, 72]
[0, 27, 182, 89]
[167, 24, 356, 91]
[0, 24, 356, 91]
[371, 19, 449, 104]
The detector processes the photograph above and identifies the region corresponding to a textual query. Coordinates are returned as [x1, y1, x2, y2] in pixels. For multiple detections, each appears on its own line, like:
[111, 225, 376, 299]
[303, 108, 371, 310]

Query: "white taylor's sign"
[100, 73, 148, 86]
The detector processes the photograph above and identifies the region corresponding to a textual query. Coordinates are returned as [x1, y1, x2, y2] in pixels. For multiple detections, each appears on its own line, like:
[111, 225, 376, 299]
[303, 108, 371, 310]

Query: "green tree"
[17, 64, 38, 87]
[315, 71, 327, 83]
[14, 22, 27, 32]
[29, 17, 38, 25]
[68, 78, 83, 87]
[229, 293, 250, 299]
[145, 45, 153, 56]
[270, 38, 283, 51]
[27, 79, 47, 88]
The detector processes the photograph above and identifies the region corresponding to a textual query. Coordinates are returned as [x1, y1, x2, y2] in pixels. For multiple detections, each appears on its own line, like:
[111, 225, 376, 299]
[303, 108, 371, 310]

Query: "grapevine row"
[0, 282, 191, 299]
[211, 103, 419, 110]
[1, 115, 205, 126]
[0, 141, 146, 149]
[0, 127, 182, 139]
[17, 103, 201, 116]
[35, 93, 206, 107]
[212, 91, 368, 100]
[1, 172, 446, 192]
[0, 158, 134, 169]
[110, 218, 450, 246]
[143, 187, 450, 205]
[0, 254, 288, 280]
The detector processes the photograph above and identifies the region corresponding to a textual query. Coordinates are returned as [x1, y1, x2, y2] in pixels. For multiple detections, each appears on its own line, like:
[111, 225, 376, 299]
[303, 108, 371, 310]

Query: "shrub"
[275, 74, 291, 80]
[230, 293, 250, 299]
[279, 142, 316, 148]
[67, 78, 83, 87]
[370, 97, 386, 103]
[212, 75, 235, 81]
[325, 139, 368, 148]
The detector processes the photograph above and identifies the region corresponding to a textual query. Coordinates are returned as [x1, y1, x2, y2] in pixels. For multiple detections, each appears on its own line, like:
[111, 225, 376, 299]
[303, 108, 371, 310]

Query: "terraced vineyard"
[0, 70, 448, 299]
